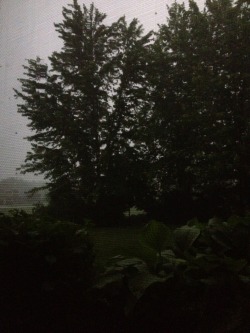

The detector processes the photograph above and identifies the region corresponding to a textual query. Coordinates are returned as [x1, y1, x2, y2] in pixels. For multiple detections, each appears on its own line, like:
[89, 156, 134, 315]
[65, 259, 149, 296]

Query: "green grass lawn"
[89, 227, 142, 268]
[0, 205, 145, 269]
[0, 204, 35, 214]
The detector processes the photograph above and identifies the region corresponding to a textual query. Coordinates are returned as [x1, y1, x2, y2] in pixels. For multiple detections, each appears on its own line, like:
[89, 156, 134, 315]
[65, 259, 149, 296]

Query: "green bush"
[2, 213, 250, 332]
[93, 217, 250, 332]
[0, 210, 95, 332]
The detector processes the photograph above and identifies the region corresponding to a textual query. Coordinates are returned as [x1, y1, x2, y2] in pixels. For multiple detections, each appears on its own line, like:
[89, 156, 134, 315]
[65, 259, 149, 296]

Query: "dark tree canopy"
[147, 0, 250, 221]
[15, 0, 250, 224]
[15, 1, 152, 223]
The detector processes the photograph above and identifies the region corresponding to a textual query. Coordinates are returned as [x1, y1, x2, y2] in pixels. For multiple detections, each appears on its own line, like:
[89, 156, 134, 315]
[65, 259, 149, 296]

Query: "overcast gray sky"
[0, 0, 205, 181]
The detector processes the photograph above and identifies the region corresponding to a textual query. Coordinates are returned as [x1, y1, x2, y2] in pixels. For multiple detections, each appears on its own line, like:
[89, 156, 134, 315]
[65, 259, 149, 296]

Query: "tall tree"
[203, 0, 250, 213]
[15, 1, 152, 222]
[148, 0, 250, 221]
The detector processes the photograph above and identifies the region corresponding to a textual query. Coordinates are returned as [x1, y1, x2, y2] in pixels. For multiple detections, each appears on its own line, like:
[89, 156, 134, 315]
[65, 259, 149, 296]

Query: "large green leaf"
[174, 225, 200, 252]
[161, 249, 187, 266]
[140, 220, 173, 254]
[222, 257, 247, 273]
[104, 256, 148, 276]
[94, 273, 124, 290]
[128, 272, 166, 299]
[192, 253, 220, 272]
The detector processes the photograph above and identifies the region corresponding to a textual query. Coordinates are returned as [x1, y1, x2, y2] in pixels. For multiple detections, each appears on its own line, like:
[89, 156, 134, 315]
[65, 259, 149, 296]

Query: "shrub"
[93, 217, 250, 332]
[0, 210, 95, 332]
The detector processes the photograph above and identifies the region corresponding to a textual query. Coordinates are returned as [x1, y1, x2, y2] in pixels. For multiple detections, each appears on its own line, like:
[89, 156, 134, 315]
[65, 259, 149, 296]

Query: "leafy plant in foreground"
[94, 217, 250, 332]
[0, 211, 95, 332]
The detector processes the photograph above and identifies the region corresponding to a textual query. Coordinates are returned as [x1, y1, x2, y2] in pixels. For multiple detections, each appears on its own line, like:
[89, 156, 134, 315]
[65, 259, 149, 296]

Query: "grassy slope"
[0, 206, 144, 268]
[0, 205, 34, 214]
[89, 227, 142, 268]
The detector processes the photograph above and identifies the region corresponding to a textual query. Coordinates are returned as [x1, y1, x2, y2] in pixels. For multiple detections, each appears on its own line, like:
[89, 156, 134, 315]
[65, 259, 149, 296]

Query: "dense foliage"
[148, 0, 250, 222]
[15, 0, 250, 224]
[15, 0, 152, 223]
[94, 217, 250, 332]
[0, 209, 250, 332]
[0, 211, 94, 332]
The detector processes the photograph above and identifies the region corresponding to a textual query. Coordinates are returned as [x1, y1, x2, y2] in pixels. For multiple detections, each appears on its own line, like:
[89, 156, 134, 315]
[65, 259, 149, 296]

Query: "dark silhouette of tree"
[147, 0, 250, 221]
[15, 0, 249, 224]
[15, 1, 152, 223]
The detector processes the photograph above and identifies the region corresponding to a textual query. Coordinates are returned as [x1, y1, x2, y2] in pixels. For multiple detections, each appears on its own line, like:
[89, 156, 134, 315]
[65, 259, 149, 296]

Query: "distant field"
[0, 205, 35, 214]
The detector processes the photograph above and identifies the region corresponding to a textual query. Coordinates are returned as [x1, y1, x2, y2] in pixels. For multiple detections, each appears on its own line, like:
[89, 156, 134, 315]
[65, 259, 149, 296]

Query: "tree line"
[15, 0, 250, 224]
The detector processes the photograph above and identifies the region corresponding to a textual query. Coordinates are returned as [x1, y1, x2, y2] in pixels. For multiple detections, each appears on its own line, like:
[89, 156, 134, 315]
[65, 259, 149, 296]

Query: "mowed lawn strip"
[0, 205, 34, 214]
[89, 227, 142, 268]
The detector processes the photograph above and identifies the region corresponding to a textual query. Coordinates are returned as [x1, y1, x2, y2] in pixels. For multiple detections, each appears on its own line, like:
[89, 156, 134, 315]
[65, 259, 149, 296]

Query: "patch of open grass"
[0, 205, 34, 214]
[89, 227, 142, 268]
